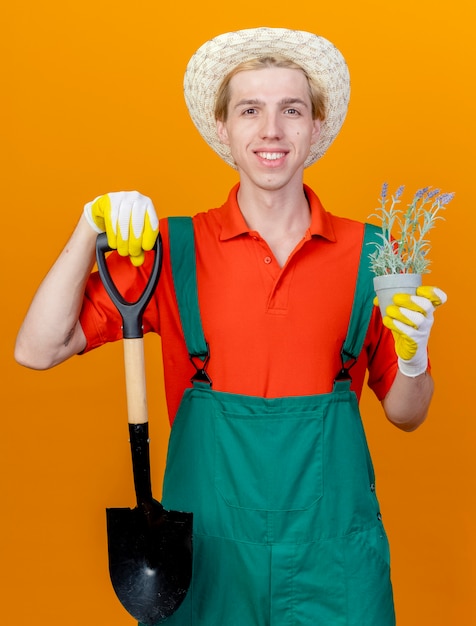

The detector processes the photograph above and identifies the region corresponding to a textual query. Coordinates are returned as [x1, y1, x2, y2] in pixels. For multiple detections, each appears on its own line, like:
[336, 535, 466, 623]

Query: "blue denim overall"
[147, 218, 395, 625]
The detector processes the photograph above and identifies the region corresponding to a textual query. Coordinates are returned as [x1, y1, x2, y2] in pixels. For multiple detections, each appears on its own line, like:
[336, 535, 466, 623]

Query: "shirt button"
[264, 256, 272, 264]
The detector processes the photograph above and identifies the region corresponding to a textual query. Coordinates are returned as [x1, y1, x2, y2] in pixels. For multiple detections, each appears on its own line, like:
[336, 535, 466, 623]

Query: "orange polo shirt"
[80, 184, 397, 424]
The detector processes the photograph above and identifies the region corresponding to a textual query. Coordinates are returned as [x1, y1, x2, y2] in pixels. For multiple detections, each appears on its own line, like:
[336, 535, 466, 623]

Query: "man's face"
[216, 67, 321, 193]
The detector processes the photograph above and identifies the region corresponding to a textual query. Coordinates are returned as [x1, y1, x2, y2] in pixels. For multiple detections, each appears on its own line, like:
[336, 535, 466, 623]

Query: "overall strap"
[168, 217, 210, 381]
[338, 223, 382, 378]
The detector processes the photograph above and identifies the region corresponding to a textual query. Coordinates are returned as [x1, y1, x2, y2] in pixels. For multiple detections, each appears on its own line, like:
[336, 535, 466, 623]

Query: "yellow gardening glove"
[382, 285, 447, 377]
[83, 191, 159, 266]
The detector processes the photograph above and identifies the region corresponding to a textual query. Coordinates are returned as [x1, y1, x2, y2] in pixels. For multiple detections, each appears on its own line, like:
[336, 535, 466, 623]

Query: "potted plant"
[368, 182, 454, 317]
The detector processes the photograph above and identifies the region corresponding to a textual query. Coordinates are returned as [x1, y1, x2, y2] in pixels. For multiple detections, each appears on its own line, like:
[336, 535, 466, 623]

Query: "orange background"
[2, 1, 475, 624]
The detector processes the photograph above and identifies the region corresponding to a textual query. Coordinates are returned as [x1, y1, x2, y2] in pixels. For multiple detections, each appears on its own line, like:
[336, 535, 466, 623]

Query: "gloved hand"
[84, 191, 159, 266]
[382, 285, 447, 377]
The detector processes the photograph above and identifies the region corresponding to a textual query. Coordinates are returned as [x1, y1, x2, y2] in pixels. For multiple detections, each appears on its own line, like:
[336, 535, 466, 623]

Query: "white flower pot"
[373, 273, 422, 319]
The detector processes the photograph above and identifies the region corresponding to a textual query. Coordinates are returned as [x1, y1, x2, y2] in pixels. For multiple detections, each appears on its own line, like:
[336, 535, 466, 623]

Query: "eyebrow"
[233, 97, 309, 109]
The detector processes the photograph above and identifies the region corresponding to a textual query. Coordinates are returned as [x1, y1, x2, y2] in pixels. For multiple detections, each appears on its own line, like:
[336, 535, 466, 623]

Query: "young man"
[16, 27, 446, 625]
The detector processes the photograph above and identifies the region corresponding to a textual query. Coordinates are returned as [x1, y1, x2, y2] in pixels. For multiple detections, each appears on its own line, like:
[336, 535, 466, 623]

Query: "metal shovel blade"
[106, 500, 193, 625]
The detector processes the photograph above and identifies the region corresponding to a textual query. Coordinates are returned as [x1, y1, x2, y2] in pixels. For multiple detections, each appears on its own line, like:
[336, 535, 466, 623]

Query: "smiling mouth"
[255, 152, 287, 160]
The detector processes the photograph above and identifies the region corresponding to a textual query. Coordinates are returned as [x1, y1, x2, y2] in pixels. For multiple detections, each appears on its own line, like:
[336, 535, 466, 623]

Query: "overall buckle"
[189, 345, 212, 386]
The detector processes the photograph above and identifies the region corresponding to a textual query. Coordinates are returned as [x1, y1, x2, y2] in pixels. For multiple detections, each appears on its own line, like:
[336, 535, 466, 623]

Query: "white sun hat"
[183, 27, 350, 169]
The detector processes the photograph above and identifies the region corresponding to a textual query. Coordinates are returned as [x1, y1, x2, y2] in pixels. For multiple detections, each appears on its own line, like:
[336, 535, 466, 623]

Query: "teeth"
[257, 152, 285, 160]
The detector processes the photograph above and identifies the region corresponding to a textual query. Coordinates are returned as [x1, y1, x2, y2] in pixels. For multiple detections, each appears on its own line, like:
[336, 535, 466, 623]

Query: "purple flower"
[395, 185, 405, 199]
[381, 182, 388, 201]
[437, 192, 455, 205]
[415, 186, 430, 200]
[426, 188, 441, 199]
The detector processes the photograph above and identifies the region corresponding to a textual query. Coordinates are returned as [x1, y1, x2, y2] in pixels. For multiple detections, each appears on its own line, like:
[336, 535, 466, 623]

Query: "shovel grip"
[95, 233, 162, 339]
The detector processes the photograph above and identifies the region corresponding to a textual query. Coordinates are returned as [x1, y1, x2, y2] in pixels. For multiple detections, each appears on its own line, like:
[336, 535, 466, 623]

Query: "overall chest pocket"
[215, 406, 324, 512]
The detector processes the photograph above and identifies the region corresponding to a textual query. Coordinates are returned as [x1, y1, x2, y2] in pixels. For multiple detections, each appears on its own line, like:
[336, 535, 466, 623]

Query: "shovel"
[96, 233, 193, 625]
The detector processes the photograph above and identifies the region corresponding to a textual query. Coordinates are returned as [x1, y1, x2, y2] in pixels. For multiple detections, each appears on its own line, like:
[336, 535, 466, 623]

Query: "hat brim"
[184, 27, 350, 169]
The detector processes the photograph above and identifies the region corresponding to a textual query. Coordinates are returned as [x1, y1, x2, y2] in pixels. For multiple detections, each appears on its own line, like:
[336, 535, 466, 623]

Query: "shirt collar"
[219, 183, 336, 242]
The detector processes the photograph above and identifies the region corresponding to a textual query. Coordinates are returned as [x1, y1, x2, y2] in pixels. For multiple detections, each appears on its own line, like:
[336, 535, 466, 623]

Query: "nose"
[259, 111, 283, 140]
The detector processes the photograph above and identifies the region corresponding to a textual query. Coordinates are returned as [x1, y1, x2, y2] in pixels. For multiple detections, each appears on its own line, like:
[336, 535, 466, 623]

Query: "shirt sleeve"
[365, 307, 399, 401]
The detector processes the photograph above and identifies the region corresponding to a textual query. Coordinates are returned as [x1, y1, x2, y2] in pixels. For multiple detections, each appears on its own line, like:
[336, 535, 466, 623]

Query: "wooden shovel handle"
[123, 338, 148, 425]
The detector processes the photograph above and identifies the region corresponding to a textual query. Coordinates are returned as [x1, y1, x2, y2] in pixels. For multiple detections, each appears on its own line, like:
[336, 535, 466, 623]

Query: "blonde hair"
[214, 55, 327, 122]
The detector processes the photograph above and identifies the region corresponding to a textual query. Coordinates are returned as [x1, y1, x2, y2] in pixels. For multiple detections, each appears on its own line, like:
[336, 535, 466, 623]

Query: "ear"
[216, 120, 230, 146]
[310, 119, 322, 145]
